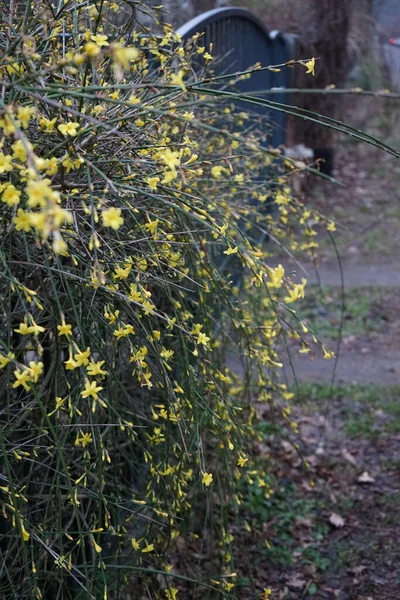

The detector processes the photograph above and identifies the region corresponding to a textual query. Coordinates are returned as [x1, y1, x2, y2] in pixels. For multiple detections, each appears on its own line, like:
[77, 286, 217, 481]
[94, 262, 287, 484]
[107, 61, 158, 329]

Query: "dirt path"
[285, 262, 400, 288]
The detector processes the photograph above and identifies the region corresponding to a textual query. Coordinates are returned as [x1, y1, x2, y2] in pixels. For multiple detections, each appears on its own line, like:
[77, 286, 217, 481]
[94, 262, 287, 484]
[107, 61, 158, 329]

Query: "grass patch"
[295, 286, 388, 340]
[294, 383, 400, 438]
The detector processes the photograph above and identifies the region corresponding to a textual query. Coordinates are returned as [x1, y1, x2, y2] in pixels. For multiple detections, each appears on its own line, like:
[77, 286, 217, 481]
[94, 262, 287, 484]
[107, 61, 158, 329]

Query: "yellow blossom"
[84, 42, 101, 57]
[268, 264, 284, 288]
[237, 454, 248, 467]
[223, 246, 238, 255]
[12, 368, 31, 391]
[74, 431, 93, 447]
[27, 361, 43, 383]
[87, 360, 108, 377]
[58, 122, 80, 136]
[169, 70, 186, 90]
[14, 208, 32, 232]
[202, 472, 213, 486]
[57, 319, 72, 337]
[74, 347, 91, 366]
[11, 139, 30, 162]
[102, 207, 124, 230]
[284, 278, 306, 304]
[304, 57, 316, 76]
[2, 184, 21, 207]
[131, 538, 140, 550]
[81, 379, 103, 400]
[196, 332, 210, 347]
[112, 45, 139, 67]
[17, 105, 35, 128]
[91, 34, 109, 47]
[0, 153, 13, 173]
[39, 117, 57, 132]
[0, 352, 15, 369]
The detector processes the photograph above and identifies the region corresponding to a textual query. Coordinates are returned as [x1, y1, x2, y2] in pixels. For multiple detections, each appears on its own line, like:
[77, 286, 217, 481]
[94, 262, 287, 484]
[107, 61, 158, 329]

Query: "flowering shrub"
[0, 2, 381, 599]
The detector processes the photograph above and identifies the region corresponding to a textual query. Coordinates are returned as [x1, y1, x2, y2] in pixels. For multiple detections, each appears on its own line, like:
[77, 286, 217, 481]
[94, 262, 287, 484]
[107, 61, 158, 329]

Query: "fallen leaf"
[342, 449, 357, 466]
[295, 516, 312, 528]
[357, 471, 375, 484]
[287, 577, 306, 589]
[329, 513, 345, 528]
[350, 565, 367, 575]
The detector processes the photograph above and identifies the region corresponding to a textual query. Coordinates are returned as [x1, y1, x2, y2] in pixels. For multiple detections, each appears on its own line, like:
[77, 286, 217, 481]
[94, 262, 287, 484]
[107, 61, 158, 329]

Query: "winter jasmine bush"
[0, 1, 388, 599]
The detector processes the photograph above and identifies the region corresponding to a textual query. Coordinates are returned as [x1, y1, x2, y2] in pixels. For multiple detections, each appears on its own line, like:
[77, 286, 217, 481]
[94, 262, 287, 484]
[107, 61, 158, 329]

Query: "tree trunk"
[296, 0, 352, 174]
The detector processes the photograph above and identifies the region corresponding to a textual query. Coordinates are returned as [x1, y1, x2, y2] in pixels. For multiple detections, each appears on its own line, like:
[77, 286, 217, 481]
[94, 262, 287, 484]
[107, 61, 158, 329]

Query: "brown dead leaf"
[329, 512, 345, 528]
[350, 565, 367, 575]
[357, 471, 375, 484]
[342, 449, 357, 466]
[287, 576, 306, 589]
[295, 516, 312, 528]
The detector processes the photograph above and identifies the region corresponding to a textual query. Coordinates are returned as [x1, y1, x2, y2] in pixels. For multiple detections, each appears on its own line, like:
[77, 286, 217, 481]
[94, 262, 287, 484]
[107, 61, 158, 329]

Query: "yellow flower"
[17, 105, 35, 129]
[25, 178, 54, 208]
[74, 347, 91, 366]
[202, 472, 213, 486]
[87, 360, 108, 377]
[64, 352, 78, 370]
[74, 431, 93, 447]
[14, 317, 45, 335]
[284, 278, 306, 304]
[196, 332, 210, 347]
[114, 264, 131, 280]
[144, 219, 159, 233]
[113, 324, 135, 339]
[158, 148, 181, 170]
[237, 454, 248, 467]
[128, 94, 141, 104]
[304, 57, 316, 76]
[81, 379, 103, 400]
[12, 139, 30, 162]
[142, 543, 154, 553]
[53, 234, 68, 255]
[0, 153, 13, 173]
[91, 34, 109, 47]
[223, 246, 238, 255]
[27, 361, 43, 383]
[169, 70, 186, 90]
[268, 264, 285, 288]
[12, 368, 31, 391]
[211, 165, 224, 178]
[327, 221, 336, 232]
[0, 352, 14, 369]
[2, 184, 21, 207]
[112, 45, 139, 67]
[323, 346, 334, 360]
[58, 122, 80, 136]
[39, 117, 57, 132]
[14, 208, 32, 232]
[57, 319, 72, 337]
[102, 207, 124, 230]
[84, 42, 101, 57]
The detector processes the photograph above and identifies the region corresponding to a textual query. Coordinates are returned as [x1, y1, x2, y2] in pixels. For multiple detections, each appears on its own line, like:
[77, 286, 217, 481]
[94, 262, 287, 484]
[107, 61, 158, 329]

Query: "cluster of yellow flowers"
[0, 3, 333, 599]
